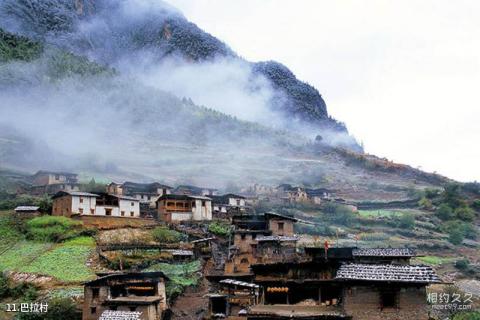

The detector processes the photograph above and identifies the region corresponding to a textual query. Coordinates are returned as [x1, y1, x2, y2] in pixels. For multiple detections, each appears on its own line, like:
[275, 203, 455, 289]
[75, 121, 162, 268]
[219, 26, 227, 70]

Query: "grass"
[358, 209, 404, 218]
[416, 255, 457, 265]
[0, 242, 52, 270]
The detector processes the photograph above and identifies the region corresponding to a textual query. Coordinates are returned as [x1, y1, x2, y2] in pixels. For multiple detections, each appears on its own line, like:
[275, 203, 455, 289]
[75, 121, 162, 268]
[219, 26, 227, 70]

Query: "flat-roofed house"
[83, 272, 169, 320]
[156, 194, 212, 223]
[52, 191, 99, 217]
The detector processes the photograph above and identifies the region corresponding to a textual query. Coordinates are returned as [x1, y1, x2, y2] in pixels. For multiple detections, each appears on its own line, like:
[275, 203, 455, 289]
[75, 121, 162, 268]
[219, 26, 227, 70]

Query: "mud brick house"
[107, 182, 173, 208]
[52, 192, 140, 218]
[246, 247, 440, 320]
[83, 272, 169, 320]
[224, 212, 298, 275]
[29, 170, 80, 195]
[52, 191, 99, 217]
[211, 194, 247, 216]
[174, 185, 218, 196]
[276, 184, 309, 204]
[156, 194, 212, 223]
[207, 279, 260, 319]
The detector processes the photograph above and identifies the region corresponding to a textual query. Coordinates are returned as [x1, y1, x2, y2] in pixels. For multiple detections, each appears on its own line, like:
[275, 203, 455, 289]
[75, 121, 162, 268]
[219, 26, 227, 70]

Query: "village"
[1, 170, 478, 320]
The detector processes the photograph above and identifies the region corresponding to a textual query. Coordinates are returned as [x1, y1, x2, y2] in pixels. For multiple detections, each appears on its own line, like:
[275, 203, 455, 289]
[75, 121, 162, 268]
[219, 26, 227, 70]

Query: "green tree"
[398, 213, 415, 230]
[455, 207, 475, 222]
[436, 204, 454, 220]
[448, 228, 464, 245]
[418, 197, 433, 210]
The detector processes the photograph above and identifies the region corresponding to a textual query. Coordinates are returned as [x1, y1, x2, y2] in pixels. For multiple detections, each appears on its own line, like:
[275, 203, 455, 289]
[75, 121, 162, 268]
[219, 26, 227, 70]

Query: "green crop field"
[358, 209, 404, 218]
[0, 237, 96, 283]
[416, 255, 457, 266]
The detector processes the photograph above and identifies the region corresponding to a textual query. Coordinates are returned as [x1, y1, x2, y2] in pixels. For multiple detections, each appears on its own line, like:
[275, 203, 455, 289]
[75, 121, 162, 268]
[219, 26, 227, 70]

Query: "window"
[92, 288, 99, 299]
[278, 222, 284, 231]
[241, 234, 246, 240]
[131, 202, 134, 206]
[79, 197, 84, 203]
[90, 209, 95, 214]
[167, 202, 175, 206]
[130, 211, 134, 217]
[105, 208, 112, 216]
[90, 307, 96, 314]
[79, 208, 83, 214]
[380, 290, 398, 308]
[240, 258, 249, 264]
[202, 200, 206, 206]
[121, 211, 125, 216]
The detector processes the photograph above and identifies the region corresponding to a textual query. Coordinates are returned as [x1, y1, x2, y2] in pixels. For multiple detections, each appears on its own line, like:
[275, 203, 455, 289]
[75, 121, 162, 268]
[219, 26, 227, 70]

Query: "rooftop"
[335, 263, 441, 283]
[157, 194, 212, 201]
[52, 191, 99, 199]
[14, 206, 39, 211]
[99, 310, 142, 320]
[264, 212, 298, 222]
[256, 235, 299, 242]
[352, 248, 416, 257]
[84, 271, 168, 286]
[219, 279, 259, 289]
[248, 305, 347, 318]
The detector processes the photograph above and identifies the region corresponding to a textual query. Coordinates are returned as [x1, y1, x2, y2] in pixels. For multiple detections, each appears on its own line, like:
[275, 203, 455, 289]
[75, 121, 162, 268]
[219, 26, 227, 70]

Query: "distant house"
[210, 194, 247, 214]
[14, 206, 40, 218]
[107, 182, 172, 208]
[83, 272, 169, 320]
[51, 192, 140, 218]
[156, 194, 212, 223]
[52, 191, 98, 217]
[30, 170, 80, 195]
[174, 185, 218, 196]
[276, 184, 309, 204]
[305, 188, 334, 205]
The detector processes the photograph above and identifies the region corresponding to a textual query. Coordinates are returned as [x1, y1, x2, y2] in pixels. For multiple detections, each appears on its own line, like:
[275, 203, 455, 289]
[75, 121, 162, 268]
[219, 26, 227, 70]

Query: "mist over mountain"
[0, 0, 449, 195]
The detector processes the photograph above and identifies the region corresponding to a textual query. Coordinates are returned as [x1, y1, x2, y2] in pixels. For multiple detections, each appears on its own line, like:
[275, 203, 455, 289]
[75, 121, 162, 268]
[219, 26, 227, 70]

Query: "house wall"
[192, 199, 212, 221]
[119, 199, 140, 217]
[228, 198, 246, 206]
[268, 219, 294, 236]
[52, 196, 73, 217]
[171, 212, 193, 221]
[342, 285, 429, 320]
[71, 195, 97, 215]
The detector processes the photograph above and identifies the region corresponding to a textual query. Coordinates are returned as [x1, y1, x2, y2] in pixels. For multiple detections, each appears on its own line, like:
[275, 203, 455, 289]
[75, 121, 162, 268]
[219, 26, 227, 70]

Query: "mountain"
[0, 0, 357, 149]
[0, 0, 452, 199]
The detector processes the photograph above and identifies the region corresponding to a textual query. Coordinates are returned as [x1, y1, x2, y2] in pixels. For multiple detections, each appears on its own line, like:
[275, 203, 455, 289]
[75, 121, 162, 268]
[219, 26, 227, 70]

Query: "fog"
[0, 0, 357, 187]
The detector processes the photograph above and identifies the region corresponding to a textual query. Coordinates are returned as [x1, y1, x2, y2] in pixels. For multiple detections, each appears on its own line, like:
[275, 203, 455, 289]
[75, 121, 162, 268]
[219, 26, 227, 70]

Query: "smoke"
[0, 0, 359, 188]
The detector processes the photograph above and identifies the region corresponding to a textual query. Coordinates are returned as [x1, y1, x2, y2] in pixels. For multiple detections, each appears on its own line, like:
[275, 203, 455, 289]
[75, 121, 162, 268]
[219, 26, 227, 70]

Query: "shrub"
[152, 227, 183, 243]
[448, 228, 464, 245]
[472, 199, 480, 211]
[436, 204, 454, 220]
[455, 259, 470, 270]
[208, 221, 231, 237]
[455, 207, 476, 222]
[397, 213, 415, 230]
[418, 197, 433, 210]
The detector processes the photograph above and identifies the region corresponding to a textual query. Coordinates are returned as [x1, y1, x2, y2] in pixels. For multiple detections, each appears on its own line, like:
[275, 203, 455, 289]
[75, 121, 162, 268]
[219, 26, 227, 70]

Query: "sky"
[168, 0, 480, 182]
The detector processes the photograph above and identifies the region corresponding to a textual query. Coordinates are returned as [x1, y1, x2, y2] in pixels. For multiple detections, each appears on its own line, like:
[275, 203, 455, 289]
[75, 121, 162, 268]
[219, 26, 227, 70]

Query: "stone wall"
[343, 285, 429, 320]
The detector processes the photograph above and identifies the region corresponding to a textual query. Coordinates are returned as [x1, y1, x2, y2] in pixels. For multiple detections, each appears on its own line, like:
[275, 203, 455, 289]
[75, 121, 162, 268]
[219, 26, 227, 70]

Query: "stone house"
[156, 194, 212, 223]
[246, 247, 440, 320]
[82, 272, 169, 320]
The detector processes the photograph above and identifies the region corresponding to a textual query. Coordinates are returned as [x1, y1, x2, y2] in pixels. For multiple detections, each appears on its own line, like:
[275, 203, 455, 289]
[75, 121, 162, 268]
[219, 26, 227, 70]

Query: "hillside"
[0, 0, 358, 150]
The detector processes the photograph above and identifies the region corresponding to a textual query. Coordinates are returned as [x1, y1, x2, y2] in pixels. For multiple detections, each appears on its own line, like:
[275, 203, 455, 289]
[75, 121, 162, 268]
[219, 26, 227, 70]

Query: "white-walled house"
[52, 191, 98, 217]
[211, 194, 247, 213]
[52, 192, 140, 218]
[156, 194, 212, 223]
